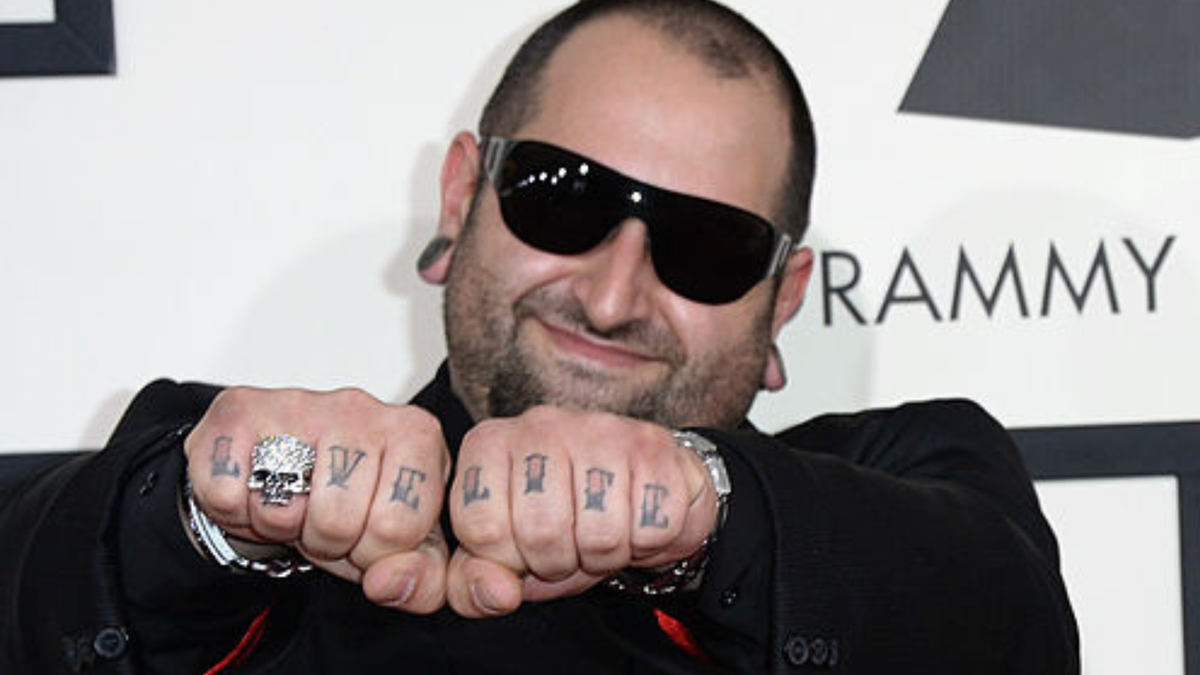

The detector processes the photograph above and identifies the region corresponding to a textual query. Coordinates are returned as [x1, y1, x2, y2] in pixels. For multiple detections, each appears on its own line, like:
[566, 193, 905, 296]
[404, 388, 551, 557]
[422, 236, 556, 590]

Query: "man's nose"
[569, 219, 658, 332]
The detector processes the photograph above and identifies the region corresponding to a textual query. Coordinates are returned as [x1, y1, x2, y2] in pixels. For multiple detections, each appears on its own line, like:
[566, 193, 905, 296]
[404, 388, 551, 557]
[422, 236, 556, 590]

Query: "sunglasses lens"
[495, 143, 615, 255]
[652, 200, 778, 304]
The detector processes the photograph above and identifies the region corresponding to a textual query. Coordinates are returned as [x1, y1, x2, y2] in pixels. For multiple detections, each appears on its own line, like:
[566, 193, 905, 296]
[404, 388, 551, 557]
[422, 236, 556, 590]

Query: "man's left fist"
[444, 406, 720, 617]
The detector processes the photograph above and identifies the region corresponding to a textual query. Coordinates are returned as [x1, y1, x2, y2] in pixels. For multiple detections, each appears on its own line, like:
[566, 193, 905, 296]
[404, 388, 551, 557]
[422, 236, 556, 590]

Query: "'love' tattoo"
[391, 466, 427, 510]
[524, 454, 548, 494]
[584, 468, 615, 511]
[639, 484, 669, 529]
[463, 465, 491, 505]
[327, 446, 366, 488]
[210, 436, 240, 478]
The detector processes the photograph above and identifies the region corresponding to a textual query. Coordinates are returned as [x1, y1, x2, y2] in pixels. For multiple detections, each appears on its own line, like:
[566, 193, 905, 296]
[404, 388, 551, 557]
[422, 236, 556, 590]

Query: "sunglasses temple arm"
[767, 234, 796, 277]
[481, 136, 516, 184]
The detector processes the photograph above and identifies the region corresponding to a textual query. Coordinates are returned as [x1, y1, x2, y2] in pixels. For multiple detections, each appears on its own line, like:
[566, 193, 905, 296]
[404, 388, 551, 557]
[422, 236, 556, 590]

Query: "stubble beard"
[443, 216, 772, 429]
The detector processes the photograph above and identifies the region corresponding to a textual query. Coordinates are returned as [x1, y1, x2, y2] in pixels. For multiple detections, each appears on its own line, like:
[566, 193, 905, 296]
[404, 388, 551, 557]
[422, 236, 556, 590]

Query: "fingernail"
[387, 573, 417, 606]
[470, 581, 501, 615]
[416, 236, 453, 273]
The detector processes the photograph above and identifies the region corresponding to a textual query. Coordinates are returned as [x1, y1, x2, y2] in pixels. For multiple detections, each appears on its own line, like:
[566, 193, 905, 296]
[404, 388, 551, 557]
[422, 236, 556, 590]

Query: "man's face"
[443, 16, 797, 429]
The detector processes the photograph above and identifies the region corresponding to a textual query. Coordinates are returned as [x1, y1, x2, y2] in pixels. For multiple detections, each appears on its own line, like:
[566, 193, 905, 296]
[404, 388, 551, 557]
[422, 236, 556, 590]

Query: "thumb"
[361, 526, 449, 615]
[446, 548, 524, 618]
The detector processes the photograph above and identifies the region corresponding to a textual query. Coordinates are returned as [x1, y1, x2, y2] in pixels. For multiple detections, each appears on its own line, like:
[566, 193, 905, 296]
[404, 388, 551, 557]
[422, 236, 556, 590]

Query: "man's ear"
[762, 246, 813, 391]
[770, 246, 814, 337]
[419, 131, 482, 285]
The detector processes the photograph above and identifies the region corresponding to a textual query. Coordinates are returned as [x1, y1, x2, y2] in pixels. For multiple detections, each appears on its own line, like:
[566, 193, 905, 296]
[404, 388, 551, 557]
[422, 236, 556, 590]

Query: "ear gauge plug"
[417, 236, 454, 274]
[762, 344, 787, 391]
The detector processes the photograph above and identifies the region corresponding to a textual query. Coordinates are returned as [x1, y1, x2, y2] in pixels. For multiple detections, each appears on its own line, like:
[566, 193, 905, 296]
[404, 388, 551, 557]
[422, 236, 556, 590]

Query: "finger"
[451, 427, 522, 571]
[522, 569, 604, 603]
[186, 387, 275, 534]
[445, 548, 523, 618]
[362, 528, 450, 615]
[510, 446, 578, 581]
[243, 433, 316, 544]
[185, 427, 257, 533]
[572, 452, 632, 576]
[298, 553, 363, 584]
[300, 439, 381, 561]
[627, 449, 689, 563]
[350, 408, 448, 570]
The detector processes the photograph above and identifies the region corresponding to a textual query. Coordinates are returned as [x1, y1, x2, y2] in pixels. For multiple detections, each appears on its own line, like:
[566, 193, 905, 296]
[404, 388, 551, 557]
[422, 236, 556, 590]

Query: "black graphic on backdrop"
[902, 0, 1199, 138]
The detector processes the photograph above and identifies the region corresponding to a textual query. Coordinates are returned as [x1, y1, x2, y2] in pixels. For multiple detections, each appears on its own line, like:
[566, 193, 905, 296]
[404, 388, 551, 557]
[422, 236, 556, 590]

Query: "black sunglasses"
[481, 136, 794, 305]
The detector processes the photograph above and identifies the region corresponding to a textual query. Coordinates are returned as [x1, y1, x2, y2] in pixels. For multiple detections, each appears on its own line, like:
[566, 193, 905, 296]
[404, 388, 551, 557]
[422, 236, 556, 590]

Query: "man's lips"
[534, 319, 657, 368]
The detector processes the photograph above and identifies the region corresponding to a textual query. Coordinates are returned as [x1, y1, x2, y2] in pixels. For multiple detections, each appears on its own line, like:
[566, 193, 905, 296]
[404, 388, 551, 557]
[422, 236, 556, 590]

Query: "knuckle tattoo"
[209, 435, 241, 479]
[523, 454, 549, 494]
[462, 465, 491, 505]
[390, 466, 427, 510]
[637, 483, 670, 529]
[583, 468, 615, 512]
[326, 446, 366, 488]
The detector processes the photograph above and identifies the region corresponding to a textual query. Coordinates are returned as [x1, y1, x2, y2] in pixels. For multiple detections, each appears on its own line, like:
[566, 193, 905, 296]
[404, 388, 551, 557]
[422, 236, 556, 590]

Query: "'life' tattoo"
[210, 436, 240, 478]
[639, 484, 670, 529]
[463, 465, 491, 505]
[524, 454, 548, 494]
[326, 446, 366, 488]
[391, 466, 427, 510]
[584, 468, 615, 511]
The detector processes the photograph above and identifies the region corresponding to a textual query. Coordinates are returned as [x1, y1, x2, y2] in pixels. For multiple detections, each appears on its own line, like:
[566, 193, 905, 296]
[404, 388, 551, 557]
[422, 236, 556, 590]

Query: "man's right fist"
[184, 386, 451, 614]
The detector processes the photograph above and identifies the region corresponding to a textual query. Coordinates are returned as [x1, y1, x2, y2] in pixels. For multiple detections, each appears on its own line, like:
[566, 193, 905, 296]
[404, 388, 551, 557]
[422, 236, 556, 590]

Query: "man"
[0, 0, 1079, 673]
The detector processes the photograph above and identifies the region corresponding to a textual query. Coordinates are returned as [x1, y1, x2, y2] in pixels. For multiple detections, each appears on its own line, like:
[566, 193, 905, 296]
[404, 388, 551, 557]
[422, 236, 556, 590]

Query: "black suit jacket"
[0, 368, 1078, 673]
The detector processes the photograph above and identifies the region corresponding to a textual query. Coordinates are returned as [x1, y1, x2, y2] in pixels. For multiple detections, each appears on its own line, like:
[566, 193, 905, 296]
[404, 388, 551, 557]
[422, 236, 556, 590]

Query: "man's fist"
[184, 386, 451, 614]
[445, 406, 719, 617]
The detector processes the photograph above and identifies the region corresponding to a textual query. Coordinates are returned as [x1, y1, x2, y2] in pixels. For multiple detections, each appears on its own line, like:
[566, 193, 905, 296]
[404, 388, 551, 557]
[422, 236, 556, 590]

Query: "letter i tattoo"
[524, 454, 548, 493]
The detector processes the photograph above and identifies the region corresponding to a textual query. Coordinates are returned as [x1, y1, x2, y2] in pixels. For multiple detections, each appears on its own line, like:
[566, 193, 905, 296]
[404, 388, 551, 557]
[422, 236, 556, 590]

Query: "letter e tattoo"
[639, 484, 669, 529]
[391, 466, 427, 510]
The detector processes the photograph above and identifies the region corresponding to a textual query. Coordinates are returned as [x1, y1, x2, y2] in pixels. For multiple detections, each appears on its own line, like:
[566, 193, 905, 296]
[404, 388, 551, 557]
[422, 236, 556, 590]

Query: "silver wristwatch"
[180, 476, 313, 578]
[605, 429, 731, 595]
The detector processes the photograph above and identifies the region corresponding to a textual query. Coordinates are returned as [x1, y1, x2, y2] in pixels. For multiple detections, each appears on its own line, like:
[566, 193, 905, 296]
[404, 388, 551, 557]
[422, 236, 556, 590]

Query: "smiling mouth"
[533, 319, 659, 370]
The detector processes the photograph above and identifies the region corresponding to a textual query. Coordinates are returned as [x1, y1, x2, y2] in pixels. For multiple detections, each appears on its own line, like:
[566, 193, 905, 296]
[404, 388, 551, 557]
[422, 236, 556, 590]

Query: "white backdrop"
[2, 1, 1196, 672]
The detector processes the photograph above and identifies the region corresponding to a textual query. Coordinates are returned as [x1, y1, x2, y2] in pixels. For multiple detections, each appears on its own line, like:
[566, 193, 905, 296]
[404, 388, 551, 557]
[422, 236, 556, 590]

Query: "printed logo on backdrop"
[901, 0, 1200, 138]
[816, 235, 1177, 326]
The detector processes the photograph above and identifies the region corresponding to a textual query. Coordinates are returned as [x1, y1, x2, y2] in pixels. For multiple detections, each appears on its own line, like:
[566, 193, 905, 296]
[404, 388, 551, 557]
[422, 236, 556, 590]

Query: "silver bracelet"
[605, 430, 731, 595]
[180, 476, 313, 578]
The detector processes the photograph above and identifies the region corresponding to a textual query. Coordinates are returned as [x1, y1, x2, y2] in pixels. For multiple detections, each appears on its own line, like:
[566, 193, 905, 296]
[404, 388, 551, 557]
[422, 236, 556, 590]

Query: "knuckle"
[577, 526, 624, 557]
[461, 419, 503, 448]
[365, 512, 424, 550]
[515, 511, 571, 550]
[210, 385, 256, 412]
[305, 506, 363, 546]
[253, 505, 303, 536]
[630, 524, 674, 551]
[456, 514, 508, 551]
[387, 407, 445, 447]
[324, 387, 387, 424]
[198, 484, 244, 521]
[520, 405, 558, 425]
[395, 405, 442, 433]
[330, 386, 378, 408]
[300, 538, 349, 562]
